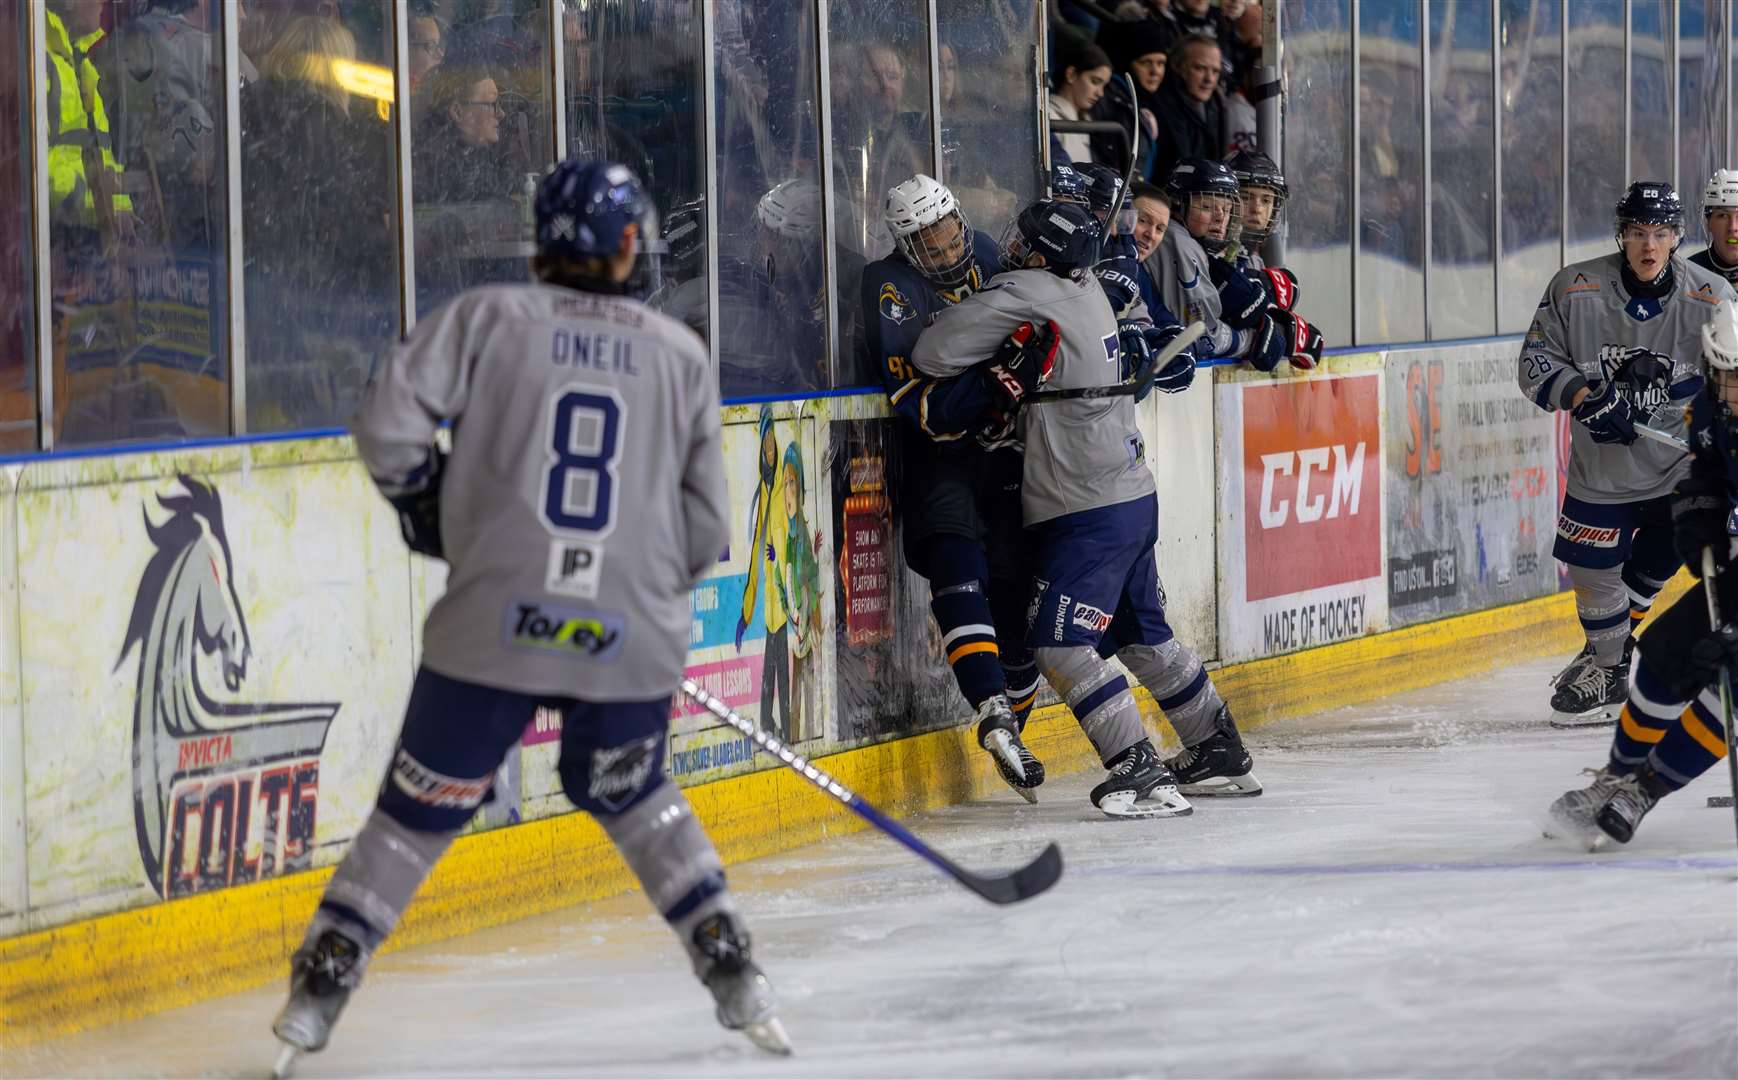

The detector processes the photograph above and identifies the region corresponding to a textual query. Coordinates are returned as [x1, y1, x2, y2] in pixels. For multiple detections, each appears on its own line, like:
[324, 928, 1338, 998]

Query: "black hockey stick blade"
[1029, 321, 1208, 402]
[1710, 795, 1736, 808]
[680, 679, 1065, 905]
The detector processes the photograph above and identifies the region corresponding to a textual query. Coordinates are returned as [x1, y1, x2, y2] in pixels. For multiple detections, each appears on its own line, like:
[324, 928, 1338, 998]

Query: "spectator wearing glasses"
[414, 66, 519, 207]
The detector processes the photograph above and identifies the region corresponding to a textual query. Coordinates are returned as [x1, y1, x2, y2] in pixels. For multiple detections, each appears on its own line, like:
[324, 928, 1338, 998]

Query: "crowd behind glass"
[0, 0, 1731, 453]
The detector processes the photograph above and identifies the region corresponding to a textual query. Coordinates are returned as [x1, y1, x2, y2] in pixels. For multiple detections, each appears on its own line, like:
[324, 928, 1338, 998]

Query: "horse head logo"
[118, 475, 339, 898]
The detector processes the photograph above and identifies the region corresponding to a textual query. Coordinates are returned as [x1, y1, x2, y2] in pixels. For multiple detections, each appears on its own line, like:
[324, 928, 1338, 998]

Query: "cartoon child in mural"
[735, 405, 823, 742]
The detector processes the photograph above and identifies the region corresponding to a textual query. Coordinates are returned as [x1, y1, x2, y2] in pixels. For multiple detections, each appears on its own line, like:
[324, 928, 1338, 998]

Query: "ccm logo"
[1258, 443, 1366, 528]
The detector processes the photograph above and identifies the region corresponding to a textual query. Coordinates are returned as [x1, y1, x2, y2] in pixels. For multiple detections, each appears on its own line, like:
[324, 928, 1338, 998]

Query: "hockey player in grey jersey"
[1690, 169, 1738, 289]
[269, 161, 788, 1074]
[913, 200, 1261, 815]
[1518, 181, 1737, 725]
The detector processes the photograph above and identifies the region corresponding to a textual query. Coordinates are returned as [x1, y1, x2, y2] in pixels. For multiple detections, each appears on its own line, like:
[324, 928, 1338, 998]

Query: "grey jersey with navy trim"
[353, 283, 729, 700]
[911, 268, 1154, 525]
[1517, 251, 1736, 503]
[1150, 220, 1236, 357]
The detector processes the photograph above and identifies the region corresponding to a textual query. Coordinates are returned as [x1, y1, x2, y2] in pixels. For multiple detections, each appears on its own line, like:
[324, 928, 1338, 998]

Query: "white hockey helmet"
[884, 173, 975, 288]
[1703, 169, 1738, 215]
[757, 179, 823, 240]
[1704, 302, 1738, 371]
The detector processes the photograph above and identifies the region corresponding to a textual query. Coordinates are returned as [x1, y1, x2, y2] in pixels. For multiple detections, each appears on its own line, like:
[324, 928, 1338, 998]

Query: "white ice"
[10, 656, 1738, 1079]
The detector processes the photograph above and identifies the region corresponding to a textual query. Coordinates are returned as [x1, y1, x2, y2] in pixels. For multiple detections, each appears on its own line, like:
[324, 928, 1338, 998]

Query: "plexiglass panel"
[936, 0, 1041, 236]
[1428, 0, 1494, 340]
[1565, 0, 1624, 265]
[713, 0, 828, 397]
[45, 0, 230, 445]
[1358, 0, 1424, 345]
[827, 0, 933, 388]
[1282, 0, 1352, 348]
[1, 12, 32, 450]
[1498, 0, 1562, 332]
[1680, 0, 1728, 233]
[242, 3, 400, 433]
[1629, 0, 1672, 185]
[562, 0, 708, 339]
[411, 0, 555, 317]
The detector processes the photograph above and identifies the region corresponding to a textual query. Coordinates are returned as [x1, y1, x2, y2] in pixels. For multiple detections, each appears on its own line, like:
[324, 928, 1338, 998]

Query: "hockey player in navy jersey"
[862, 172, 1052, 797]
[1548, 301, 1738, 846]
[914, 200, 1262, 816]
[269, 161, 789, 1073]
[1690, 169, 1738, 289]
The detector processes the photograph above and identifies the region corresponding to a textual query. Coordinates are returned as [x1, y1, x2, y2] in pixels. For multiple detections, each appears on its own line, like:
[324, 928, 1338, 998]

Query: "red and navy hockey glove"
[979, 319, 1060, 426]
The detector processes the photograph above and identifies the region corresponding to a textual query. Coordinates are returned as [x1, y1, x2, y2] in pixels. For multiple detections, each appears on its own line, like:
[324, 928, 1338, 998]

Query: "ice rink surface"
[11, 655, 1737, 1079]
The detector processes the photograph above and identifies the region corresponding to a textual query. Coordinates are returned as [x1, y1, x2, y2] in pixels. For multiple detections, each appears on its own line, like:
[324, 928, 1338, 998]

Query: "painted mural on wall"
[118, 476, 339, 899]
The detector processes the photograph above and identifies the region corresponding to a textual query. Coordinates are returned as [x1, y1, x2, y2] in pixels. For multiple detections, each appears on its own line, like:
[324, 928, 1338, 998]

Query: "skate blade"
[1542, 807, 1604, 850]
[1095, 788, 1193, 818]
[1548, 708, 1617, 729]
[982, 729, 1027, 783]
[1177, 771, 1263, 797]
[740, 1016, 793, 1056]
[271, 1043, 301, 1080]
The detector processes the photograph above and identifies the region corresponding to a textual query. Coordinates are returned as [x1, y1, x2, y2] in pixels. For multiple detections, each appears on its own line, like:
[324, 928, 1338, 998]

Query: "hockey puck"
[1709, 795, 1736, 808]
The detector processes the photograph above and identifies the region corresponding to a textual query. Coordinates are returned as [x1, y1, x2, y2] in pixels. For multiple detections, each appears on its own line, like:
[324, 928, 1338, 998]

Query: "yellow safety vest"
[44, 11, 131, 229]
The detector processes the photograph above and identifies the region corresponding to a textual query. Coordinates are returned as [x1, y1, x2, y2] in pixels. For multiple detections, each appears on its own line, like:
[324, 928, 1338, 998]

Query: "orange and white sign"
[1218, 367, 1389, 661]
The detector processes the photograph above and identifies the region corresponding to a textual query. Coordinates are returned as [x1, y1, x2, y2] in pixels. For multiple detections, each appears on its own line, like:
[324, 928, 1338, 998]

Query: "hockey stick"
[679, 679, 1064, 904]
[1029, 321, 1208, 402]
[1635, 424, 1690, 451]
[1104, 73, 1140, 236]
[1698, 549, 1738, 838]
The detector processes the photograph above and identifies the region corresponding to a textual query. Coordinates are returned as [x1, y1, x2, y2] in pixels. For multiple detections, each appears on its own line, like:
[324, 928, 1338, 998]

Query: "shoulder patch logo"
[879, 282, 916, 325]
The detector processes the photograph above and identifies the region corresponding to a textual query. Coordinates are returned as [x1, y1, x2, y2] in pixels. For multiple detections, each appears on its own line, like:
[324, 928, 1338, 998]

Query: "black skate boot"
[1548, 643, 1595, 690]
[1090, 739, 1192, 818]
[691, 912, 791, 1056]
[1544, 765, 1629, 847]
[1548, 655, 1626, 728]
[1595, 765, 1669, 844]
[976, 694, 1043, 802]
[1164, 705, 1262, 797]
[271, 927, 365, 1078]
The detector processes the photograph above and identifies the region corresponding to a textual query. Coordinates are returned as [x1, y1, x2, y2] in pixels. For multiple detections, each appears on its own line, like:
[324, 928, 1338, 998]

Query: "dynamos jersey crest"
[118, 476, 339, 899]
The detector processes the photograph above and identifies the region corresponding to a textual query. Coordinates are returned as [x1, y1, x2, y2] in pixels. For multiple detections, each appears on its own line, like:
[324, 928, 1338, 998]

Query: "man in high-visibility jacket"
[45, 2, 132, 242]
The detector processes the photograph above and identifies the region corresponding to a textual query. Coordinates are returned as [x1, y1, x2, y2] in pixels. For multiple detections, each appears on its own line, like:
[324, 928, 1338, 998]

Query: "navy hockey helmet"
[536, 158, 654, 263]
[1050, 163, 1091, 206]
[1226, 149, 1288, 246]
[1614, 181, 1685, 246]
[1073, 162, 1125, 216]
[1166, 157, 1242, 254]
[1000, 199, 1102, 277]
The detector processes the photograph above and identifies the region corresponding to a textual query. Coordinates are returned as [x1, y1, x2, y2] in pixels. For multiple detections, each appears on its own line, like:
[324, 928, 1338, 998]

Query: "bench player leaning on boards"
[1690, 169, 1738, 289]
[862, 172, 1055, 798]
[1548, 301, 1738, 848]
[269, 160, 789, 1074]
[1518, 182, 1737, 726]
[915, 200, 1261, 817]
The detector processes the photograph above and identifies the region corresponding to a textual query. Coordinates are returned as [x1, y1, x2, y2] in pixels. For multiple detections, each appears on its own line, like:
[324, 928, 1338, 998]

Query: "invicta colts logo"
[117, 476, 339, 899]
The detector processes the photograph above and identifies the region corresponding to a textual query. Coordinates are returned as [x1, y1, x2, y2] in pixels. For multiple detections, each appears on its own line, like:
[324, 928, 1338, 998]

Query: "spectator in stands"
[1148, 33, 1225, 185]
[407, 2, 447, 126]
[1092, 20, 1170, 181]
[1170, 0, 1258, 87]
[833, 42, 927, 257]
[1048, 41, 1111, 166]
[414, 67, 520, 206]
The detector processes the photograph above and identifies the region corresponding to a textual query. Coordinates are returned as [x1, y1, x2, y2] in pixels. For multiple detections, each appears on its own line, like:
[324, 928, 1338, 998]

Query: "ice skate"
[1090, 739, 1192, 818]
[1544, 765, 1628, 848]
[270, 928, 365, 1077]
[692, 913, 791, 1056]
[1548, 643, 1595, 690]
[1548, 659, 1626, 728]
[1595, 767, 1667, 844]
[976, 694, 1043, 802]
[1164, 705, 1262, 797]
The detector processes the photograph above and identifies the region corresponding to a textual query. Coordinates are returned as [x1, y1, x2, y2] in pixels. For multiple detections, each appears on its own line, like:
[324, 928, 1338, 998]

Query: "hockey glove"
[1257, 266, 1301, 311]
[1572, 380, 1639, 445]
[1208, 258, 1271, 330]
[1141, 323, 1198, 399]
[1246, 312, 1287, 372]
[1671, 476, 1732, 574]
[1682, 622, 1738, 690]
[386, 449, 446, 559]
[1095, 256, 1143, 315]
[1276, 309, 1324, 371]
[979, 319, 1060, 427]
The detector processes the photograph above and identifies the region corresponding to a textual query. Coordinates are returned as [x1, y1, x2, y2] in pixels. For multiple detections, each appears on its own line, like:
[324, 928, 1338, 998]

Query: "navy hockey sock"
[1612, 658, 1679, 771]
[921, 535, 1003, 710]
[1647, 688, 1729, 789]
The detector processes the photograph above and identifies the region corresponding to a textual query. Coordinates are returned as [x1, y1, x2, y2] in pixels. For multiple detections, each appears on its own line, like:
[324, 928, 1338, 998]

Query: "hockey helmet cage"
[1704, 302, 1738, 371]
[885, 173, 975, 288]
[1614, 181, 1685, 245]
[1703, 169, 1738, 214]
[1227, 149, 1288, 245]
[1000, 199, 1101, 277]
[536, 158, 653, 262]
[1050, 163, 1091, 205]
[1166, 157, 1243, 254]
